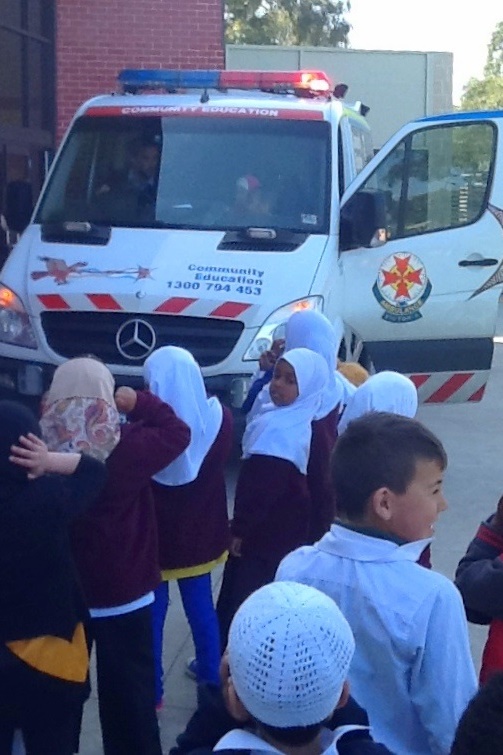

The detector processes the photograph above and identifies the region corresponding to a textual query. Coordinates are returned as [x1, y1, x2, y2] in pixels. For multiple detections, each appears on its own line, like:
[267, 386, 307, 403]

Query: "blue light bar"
[118, 69, 220, 91]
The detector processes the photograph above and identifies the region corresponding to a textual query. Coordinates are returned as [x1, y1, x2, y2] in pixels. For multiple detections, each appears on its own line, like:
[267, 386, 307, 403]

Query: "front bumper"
[0, 356, 253, 408]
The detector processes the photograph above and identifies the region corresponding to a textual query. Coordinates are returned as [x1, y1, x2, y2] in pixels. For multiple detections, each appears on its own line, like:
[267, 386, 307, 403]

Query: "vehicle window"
[36, 115, 331, 235]
[354, 122, 495, 241]
[350, 121, 373, 175]
[337, 125, 345, 199]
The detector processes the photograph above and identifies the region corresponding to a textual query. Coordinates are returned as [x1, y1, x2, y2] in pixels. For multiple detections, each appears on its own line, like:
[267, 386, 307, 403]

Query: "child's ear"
[227, 677, 251, 723]
[370, 486, 394, 523]
[336, 680, 350, 709]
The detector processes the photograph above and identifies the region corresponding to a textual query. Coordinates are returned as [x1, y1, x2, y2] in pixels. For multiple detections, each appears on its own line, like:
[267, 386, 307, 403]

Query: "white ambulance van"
[0, 69, 502, 405]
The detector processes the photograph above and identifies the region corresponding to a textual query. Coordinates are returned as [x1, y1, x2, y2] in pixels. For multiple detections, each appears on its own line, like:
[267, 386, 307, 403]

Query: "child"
[214, 581, 392, 755]
[277, 412, 477, 755]
[284, 311, 345, 541]
[455, 494, 503, 684]
[0, 400, 106, 754]
[216, 347, 328, 646]
[240, 337, 285, 416]
[244, 310, 345, 542]
[143, 346, 233, 704]
[170, 671, 391, 755]
[337, 370, 418, 434]
[40, 357, 191, 755]
[450, 672, 503, 754]
[337, 360, 369, 389]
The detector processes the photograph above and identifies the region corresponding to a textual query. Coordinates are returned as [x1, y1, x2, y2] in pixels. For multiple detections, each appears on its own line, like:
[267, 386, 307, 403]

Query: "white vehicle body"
[0, 70, 502, 405]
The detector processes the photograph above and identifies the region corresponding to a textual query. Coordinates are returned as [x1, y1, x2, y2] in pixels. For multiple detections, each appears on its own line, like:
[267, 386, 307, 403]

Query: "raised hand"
[115, 386, 138, 414]
[10, 433, 49, 479]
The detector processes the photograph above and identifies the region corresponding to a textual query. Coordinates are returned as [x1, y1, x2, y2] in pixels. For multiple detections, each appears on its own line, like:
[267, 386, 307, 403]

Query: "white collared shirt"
[214, 725, 369, 755]
[276, 525, 477, 755]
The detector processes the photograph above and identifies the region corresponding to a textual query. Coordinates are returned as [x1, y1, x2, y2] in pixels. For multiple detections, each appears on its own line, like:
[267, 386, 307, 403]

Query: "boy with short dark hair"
[277, 412, 477, 755]
[214, 581, 391, 755]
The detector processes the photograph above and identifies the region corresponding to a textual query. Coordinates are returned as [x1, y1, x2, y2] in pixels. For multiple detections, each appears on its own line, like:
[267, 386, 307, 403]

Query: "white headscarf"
[144, 346, 223, 486]
[242, 348, 328, 474]
[284, 310, 344, 418]
[338, 370, 418, 434]
[335, 371, 357, 405]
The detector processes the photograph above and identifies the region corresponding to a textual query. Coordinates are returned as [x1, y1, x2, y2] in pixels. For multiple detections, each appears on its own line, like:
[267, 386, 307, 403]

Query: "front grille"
[41, 311, 244, 367]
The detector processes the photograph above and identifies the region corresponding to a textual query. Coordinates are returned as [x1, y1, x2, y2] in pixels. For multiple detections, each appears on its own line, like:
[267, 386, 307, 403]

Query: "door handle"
[458, 258, 498, 267]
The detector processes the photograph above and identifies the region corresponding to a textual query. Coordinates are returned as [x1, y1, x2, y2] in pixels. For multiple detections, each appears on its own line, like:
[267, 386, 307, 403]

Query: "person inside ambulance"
[225, 175, 274, 225]
[95, 136, 161, 224]
[125, 138, 160, 201]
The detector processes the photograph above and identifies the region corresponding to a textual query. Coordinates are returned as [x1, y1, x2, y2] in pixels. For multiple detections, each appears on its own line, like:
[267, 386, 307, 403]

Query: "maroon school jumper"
[71, 390, 191, 608]
[217, 454, 310, 645]
[307, 406, 339, 543]
[152, 406, 233, 573]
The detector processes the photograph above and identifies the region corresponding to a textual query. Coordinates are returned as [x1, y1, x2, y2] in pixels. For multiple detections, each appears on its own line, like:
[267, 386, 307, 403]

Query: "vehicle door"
[339, 116, 502, 402]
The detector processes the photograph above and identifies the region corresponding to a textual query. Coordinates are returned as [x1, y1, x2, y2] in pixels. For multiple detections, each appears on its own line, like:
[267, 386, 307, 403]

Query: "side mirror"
[340, 190, 387, 251]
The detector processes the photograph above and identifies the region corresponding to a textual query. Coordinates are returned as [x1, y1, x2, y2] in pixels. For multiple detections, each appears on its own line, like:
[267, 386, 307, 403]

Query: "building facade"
[0, 0, 224, 248]
[227, 45, 453, 149]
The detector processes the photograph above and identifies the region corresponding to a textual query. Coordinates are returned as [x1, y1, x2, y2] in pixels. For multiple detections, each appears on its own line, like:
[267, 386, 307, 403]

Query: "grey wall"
[226, 45, 453, 148]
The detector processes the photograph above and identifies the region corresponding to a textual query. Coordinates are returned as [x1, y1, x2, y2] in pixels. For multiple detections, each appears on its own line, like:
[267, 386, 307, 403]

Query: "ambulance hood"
[24, 226, 329, 325]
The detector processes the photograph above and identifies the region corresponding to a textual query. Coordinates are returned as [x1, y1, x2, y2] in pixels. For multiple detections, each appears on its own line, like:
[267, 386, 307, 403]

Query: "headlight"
[243, 296, 323, 361]
[0, 285, 37, 349]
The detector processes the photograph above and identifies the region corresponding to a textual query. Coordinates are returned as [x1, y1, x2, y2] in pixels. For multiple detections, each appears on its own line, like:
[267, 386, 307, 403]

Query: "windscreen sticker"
[84, 105, 324, 121]
[31, 257, 152, 285]
[372, 253, 432, 323]
[165, 264, 265, 298]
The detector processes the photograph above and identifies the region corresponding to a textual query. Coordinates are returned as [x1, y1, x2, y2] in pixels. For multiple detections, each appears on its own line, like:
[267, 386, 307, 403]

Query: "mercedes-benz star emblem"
[116, 319, 156, 361]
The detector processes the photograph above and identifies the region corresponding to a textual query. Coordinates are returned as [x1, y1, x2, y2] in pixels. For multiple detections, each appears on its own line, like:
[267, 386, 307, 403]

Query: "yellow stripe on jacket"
[6, 622, 88, 683]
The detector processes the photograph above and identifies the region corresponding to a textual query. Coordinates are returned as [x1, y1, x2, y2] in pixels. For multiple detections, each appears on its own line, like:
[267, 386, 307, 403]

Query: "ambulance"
[0, 68, 502, 405]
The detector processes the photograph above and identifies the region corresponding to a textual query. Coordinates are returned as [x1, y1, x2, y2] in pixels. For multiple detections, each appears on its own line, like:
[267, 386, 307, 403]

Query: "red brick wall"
[56, 0, 224, 140]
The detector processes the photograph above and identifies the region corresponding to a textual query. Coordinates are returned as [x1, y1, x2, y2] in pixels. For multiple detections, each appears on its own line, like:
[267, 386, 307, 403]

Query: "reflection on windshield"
[36, 116, 330, 235]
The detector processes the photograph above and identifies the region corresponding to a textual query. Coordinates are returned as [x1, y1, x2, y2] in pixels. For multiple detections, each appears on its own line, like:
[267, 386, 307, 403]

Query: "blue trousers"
[152, 574, 221, 703]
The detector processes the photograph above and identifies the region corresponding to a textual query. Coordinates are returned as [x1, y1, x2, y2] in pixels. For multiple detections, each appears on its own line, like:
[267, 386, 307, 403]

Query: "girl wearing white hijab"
[338, 370, 419, 434]
[284, 310, 345, 419]
[143, 347, 233, 705]
[216, 347, 328, 647]
[285, 310, 346, 541]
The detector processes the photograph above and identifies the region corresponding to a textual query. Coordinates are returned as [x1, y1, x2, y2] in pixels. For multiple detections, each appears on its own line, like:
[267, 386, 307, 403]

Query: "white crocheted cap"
[227, 581, 355, 728]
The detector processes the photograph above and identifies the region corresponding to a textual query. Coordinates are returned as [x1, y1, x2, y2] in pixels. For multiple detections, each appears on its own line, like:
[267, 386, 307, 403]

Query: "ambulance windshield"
[36, 115, 330, 235]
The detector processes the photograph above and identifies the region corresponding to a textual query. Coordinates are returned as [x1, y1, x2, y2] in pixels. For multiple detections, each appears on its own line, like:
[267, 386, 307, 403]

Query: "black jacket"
[455, 514, 503, 625]
[170, 683, 394, 755]
[0, 454, 106, 643]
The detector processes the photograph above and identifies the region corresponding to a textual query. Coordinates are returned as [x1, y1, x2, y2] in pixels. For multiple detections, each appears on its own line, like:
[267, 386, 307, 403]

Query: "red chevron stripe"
[87, 294, 123, 311]
[209, 301, 252, 318]
[409, 374, 430, 389]
[424, 373, 474, 403]
[155, 297, 197, 314]
[37, 294, 71, 310]
[468, 385, 486, 402]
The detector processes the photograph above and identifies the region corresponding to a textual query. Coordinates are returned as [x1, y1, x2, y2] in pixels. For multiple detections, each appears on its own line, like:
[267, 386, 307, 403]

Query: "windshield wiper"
[41, 221, 111, 245]
[218, 228, 309, 252]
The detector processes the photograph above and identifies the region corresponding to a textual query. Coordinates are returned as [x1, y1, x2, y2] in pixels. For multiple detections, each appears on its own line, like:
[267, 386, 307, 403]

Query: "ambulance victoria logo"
[373, 253, 432, 323]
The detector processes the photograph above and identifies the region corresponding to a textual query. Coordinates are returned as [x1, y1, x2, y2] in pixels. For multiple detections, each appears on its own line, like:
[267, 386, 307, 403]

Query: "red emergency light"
[219, 70, 332, 94]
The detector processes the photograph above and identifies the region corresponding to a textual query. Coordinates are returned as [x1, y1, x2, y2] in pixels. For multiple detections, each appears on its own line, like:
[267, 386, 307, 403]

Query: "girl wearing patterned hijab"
[41, 357, 191, 755]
